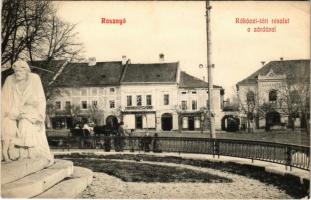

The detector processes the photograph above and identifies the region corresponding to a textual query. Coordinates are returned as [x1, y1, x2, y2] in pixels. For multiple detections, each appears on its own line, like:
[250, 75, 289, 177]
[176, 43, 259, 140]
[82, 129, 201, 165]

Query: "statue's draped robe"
[2, 73, 53, 161]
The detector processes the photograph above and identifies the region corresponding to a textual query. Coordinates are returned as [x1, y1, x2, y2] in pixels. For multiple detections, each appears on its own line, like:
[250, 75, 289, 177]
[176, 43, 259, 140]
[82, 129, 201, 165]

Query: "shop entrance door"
[188, 116, 195, 130]
[135, 115, 143, 129]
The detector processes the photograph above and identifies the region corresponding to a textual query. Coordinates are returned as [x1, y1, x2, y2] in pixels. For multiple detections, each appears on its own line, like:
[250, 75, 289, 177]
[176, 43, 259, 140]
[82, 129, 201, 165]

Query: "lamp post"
[202, 0, 216, 138]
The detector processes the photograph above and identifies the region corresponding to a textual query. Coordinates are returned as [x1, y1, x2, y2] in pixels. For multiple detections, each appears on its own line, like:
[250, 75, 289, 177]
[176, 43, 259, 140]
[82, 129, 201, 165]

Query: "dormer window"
[110, 88, 115, 93]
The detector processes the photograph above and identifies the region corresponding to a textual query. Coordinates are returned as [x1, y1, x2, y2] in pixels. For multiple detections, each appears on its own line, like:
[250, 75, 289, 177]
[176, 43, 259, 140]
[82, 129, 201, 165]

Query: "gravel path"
[79, 159, 292, 199]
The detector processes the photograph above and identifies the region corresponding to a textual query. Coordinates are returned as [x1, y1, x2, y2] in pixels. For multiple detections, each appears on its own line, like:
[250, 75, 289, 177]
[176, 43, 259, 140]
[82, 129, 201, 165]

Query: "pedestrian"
[143, 133, 152, 152]
[115, 121, 126, 152]
[152, 133, 162, 153]
[129, 129, 135, 152]
[249, 120, 254, 133]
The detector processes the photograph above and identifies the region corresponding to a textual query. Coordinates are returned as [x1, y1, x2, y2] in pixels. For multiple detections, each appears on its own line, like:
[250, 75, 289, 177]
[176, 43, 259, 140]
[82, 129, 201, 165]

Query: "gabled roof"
[179, 71, 222, 89]
[121, 62, 178, 83]
[1, 60, 66, 87]
[237, 59, 310, 85]
[53, 61, 124, 87]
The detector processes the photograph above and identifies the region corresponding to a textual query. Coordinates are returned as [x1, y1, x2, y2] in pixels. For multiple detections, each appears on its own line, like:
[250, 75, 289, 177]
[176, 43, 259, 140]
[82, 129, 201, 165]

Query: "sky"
[54, 1, 310, 98]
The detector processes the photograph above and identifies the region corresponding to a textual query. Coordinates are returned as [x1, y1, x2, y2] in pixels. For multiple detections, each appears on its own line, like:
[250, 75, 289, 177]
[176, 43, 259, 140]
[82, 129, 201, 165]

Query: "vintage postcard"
[1, 0, 310, 199]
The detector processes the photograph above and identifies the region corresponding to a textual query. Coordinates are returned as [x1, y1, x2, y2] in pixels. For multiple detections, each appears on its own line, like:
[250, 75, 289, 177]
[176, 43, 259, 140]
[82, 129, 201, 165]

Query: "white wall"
[120, 83, 179, 130]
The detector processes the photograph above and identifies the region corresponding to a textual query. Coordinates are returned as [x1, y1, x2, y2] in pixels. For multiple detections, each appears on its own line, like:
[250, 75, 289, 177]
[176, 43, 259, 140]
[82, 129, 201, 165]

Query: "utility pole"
[205, 0, 216, 138]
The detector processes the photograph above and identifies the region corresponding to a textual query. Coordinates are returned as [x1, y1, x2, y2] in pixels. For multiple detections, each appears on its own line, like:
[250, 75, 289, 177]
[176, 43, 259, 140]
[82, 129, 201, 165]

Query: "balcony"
[125, 106, 153, 110]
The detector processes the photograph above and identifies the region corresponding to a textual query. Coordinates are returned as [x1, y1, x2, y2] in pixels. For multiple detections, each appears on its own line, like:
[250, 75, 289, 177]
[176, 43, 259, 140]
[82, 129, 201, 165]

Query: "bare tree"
[1, 0, 83, 66]
[87, 104, 105, 125]
[278, 77, 310, 133]
[173, 105, 183, 133]
[65, 104, 81, 126]
[36, 16, 83, 62]
[46, 102, 56, 129]
[235, 87, 259, 132]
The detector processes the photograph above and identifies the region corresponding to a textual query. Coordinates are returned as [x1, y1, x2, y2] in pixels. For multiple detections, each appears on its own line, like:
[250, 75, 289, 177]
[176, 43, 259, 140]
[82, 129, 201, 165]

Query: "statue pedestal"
[1, 159, 93, 198]
[1, 158, 53, 184]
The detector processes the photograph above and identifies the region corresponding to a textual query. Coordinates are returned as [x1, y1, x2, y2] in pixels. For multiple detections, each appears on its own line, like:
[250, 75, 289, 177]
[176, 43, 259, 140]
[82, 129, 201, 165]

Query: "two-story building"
[49, 59, 125, 128]
[178, 72, 224, 131]
[236, 59, 310, 130]
[120, 62, 180, 131]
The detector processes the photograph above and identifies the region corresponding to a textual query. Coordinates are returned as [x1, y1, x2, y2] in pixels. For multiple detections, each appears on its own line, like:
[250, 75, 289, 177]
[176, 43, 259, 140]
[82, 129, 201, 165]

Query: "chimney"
[280, 57, 284, 61]
[88, 57, 96, 66]
[203, 76, 205, 81]
[159, 53, 164, 62]
[261, 61, 265, 66]
[127, 59, 131, 64]
[122, 55, 127, 65]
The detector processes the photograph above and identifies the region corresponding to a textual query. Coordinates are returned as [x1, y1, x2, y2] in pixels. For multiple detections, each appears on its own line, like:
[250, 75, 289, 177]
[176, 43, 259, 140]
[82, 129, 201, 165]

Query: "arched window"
[269, 90, 277, 102]
[246, 91, 255, 103]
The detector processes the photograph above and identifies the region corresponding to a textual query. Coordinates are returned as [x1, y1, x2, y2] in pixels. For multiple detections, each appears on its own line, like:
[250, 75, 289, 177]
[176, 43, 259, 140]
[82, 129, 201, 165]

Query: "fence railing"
[48, 135, 310, 171]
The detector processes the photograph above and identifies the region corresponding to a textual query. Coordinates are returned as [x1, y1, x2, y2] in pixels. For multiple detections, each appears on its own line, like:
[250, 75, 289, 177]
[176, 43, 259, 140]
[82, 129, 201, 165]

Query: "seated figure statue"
[1, 60, 54, 163]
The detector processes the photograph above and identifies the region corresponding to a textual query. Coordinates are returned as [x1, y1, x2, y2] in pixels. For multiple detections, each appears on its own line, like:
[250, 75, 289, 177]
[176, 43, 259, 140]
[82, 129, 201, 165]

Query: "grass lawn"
[61, 157, 232, 183]
[56, 153, 309, 198]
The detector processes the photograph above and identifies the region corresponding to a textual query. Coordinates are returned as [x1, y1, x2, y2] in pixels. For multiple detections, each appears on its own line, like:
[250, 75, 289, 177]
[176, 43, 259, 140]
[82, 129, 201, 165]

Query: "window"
[110, 88, 115, 93]
[109, 100, 115, 108]
[72, 88, 80, 96]
[81, 101, 87, 109]
[246, 91, 255, 103]
[55, 101, 61, 110]
[192, 91, 197, 94]
[181, 91, 187, 94]
[81, 88, 87, 96]
[127, 96, 132, 106]
[65, 101, 71, 110]
[100, 88, 105, 95]
[181, 101, 187, 110]
[91, 88, 97, 96]
[92, 100, 98, 108]
[136, 95, 142, 106]
[192, 100, 197, 110]
[269, 90, 277, 102]
[164, 94, 169, 105]
[146, 95, 152, 106]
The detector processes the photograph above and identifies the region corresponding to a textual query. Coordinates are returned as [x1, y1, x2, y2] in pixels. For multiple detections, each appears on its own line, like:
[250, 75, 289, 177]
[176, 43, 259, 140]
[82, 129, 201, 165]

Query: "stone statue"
[1, 60, 53, 163]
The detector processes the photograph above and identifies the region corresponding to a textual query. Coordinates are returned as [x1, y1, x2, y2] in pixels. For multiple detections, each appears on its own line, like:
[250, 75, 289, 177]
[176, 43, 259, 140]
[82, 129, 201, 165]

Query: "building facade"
[47, 61, 124, 129]
[178, 72, 224, 131]
[236, 59, 310, 130]
[120, 62, 180, 131]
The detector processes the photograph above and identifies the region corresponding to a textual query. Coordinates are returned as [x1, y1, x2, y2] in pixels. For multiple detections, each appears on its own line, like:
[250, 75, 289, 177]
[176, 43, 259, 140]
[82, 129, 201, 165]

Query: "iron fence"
[48, 135, 310, 171]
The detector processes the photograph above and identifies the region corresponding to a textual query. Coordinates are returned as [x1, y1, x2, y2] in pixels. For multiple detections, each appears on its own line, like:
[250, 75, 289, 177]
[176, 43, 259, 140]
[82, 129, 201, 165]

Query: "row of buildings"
[2, 56, 309, 132]
[4, 55, 225, 131]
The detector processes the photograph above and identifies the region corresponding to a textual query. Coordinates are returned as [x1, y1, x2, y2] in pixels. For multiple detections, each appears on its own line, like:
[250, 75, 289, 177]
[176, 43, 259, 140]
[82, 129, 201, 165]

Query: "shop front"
[180, 112, 202, 131]
[122, 111, 156, 130]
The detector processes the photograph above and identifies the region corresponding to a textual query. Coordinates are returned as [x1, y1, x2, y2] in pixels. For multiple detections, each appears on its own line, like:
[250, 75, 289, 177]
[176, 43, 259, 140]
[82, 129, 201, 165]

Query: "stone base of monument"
[1, 159, 93, 198]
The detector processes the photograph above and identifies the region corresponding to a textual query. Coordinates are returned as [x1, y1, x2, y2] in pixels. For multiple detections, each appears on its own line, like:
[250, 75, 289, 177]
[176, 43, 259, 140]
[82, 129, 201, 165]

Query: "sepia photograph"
[1, 0, 310, 199]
